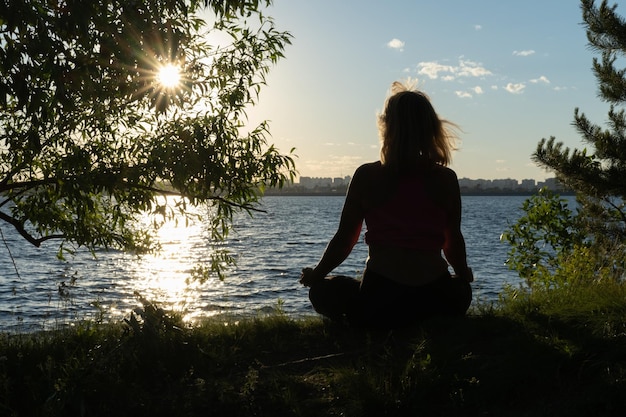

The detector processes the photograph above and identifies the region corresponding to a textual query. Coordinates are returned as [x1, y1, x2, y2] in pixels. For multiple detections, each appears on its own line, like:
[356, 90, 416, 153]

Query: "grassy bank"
[1, 285, 626, 417]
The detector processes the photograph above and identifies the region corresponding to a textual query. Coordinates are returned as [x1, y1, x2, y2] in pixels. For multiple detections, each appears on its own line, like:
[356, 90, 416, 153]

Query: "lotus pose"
[300, 81, 473, 329]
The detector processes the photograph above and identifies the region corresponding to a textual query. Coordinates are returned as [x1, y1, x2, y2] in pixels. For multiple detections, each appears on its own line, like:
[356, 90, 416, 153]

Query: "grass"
[1, 284, 625, 417]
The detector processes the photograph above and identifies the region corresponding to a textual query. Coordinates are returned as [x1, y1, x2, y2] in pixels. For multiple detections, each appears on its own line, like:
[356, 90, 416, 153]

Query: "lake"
[0, 195, 549, 332]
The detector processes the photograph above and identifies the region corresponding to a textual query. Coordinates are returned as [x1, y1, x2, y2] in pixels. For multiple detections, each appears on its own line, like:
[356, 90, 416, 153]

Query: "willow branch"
[0, 211, 65, 247]
[122, 180, 266, 213]
[0, 177, 58, 194]
[0, 227, 21, 279]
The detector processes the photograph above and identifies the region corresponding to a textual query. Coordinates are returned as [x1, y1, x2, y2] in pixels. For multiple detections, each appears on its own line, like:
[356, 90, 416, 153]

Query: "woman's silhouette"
[300, 81, 473, 329]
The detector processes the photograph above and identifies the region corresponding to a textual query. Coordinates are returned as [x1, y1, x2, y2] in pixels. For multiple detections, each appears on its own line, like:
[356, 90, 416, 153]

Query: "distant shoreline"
[263, 188, 575, 197]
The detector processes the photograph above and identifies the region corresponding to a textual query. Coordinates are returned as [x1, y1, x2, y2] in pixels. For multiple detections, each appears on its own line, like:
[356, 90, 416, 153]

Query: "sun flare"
[157, 63, 182, 89]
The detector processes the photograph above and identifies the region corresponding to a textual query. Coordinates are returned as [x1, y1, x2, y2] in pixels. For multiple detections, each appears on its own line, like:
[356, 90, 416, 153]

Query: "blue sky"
[246, 0, 613, 181]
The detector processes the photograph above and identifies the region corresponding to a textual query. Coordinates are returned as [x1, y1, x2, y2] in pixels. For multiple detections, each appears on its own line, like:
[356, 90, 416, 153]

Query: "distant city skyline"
[294, 175, 564, 191]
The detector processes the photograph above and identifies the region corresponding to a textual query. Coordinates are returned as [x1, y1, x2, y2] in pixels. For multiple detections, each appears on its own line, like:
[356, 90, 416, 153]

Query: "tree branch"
[0, 177, 58, 194]
[124, 181, 266, 213]
[604, 196, 626, 226]
[0, 227, 21, 279]
[0, 211, 65, 247]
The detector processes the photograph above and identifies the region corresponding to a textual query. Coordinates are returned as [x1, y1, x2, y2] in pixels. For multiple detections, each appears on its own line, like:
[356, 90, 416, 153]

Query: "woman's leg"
[430, 274, 472, 316]
[308, 272, 472, 327]
[308, 276, 361, 322]
[358, 270, 418, 328]
[358, 271, 472, 328]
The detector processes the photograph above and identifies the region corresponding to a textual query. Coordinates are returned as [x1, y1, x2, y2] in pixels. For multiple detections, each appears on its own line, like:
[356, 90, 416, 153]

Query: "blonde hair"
[378, 81, 458, 173]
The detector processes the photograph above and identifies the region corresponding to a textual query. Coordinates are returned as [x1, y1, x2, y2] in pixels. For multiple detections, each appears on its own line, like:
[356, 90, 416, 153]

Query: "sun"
[157, 63, 182, 89]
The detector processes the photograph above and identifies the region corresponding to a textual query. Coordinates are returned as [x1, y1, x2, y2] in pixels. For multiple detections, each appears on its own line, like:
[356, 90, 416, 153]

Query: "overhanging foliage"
[0, 0, 296, 260]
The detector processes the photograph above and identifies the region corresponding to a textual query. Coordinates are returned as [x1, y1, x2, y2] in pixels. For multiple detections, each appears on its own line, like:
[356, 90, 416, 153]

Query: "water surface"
[0, 195, 542, 332]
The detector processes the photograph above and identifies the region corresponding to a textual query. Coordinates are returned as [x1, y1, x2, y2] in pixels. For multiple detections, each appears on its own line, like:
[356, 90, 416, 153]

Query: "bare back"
[348, 161, 461, 286]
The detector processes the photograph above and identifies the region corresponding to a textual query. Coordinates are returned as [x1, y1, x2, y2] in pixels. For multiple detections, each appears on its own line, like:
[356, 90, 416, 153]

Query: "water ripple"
[0, 195, 553, 332]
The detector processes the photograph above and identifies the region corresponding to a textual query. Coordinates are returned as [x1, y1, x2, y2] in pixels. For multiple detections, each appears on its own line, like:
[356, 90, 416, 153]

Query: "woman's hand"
[299, 267, 324, 287]
[451, 267, 473, 282]
[459, 267, 474, 283]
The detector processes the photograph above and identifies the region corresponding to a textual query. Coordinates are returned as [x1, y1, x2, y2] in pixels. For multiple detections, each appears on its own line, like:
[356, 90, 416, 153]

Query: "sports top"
[364, 175, 446, 251]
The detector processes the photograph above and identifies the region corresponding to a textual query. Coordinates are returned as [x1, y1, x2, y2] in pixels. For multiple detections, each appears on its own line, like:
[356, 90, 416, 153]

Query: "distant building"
[293, 176, 566, 194]
[457, 177, 566, 193]
[299, 176, 334, 189]
[537, 177, 566, 191]
[332, 176, 351, 187]
[520, 179, 536, 190]
[458, 178, 494, 190]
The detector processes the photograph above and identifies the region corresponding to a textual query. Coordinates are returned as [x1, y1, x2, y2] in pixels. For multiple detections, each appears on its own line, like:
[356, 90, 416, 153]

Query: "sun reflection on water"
[125, 199, 220, 324]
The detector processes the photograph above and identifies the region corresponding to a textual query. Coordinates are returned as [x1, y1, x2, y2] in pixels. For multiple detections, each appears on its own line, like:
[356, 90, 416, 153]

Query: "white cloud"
[455, 86, 483, 99]
[417, 62, 457, 79]
[474, 24, 483, 31]
[387, 38, 405, 51]
[513, 50, 536, 57]
[457, 59, 492, 77]
[505, 82, 526, 94]
[455, 91, 473, 99]
[417, 58, 492, 80]
[530, 75, 550, 84]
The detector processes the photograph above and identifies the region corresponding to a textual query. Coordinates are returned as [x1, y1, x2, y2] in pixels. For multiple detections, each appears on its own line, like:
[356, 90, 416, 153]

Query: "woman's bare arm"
[441, 169, 473, 282]
[300, 167, 367, 287]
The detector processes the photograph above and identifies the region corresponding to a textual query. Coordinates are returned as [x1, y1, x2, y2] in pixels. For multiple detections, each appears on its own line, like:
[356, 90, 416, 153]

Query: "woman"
[300, 81, 473, 329]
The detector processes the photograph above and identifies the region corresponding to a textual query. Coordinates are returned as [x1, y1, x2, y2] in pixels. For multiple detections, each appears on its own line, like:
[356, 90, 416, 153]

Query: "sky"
[244, 0, 614, 182]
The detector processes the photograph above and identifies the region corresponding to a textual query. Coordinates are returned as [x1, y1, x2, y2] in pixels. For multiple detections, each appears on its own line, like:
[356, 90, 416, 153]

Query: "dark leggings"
[308, 270, 472, 329]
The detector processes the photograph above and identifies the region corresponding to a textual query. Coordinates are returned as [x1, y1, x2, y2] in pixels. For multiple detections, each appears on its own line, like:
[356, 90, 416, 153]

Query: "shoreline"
[263, 189, 576, 197]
